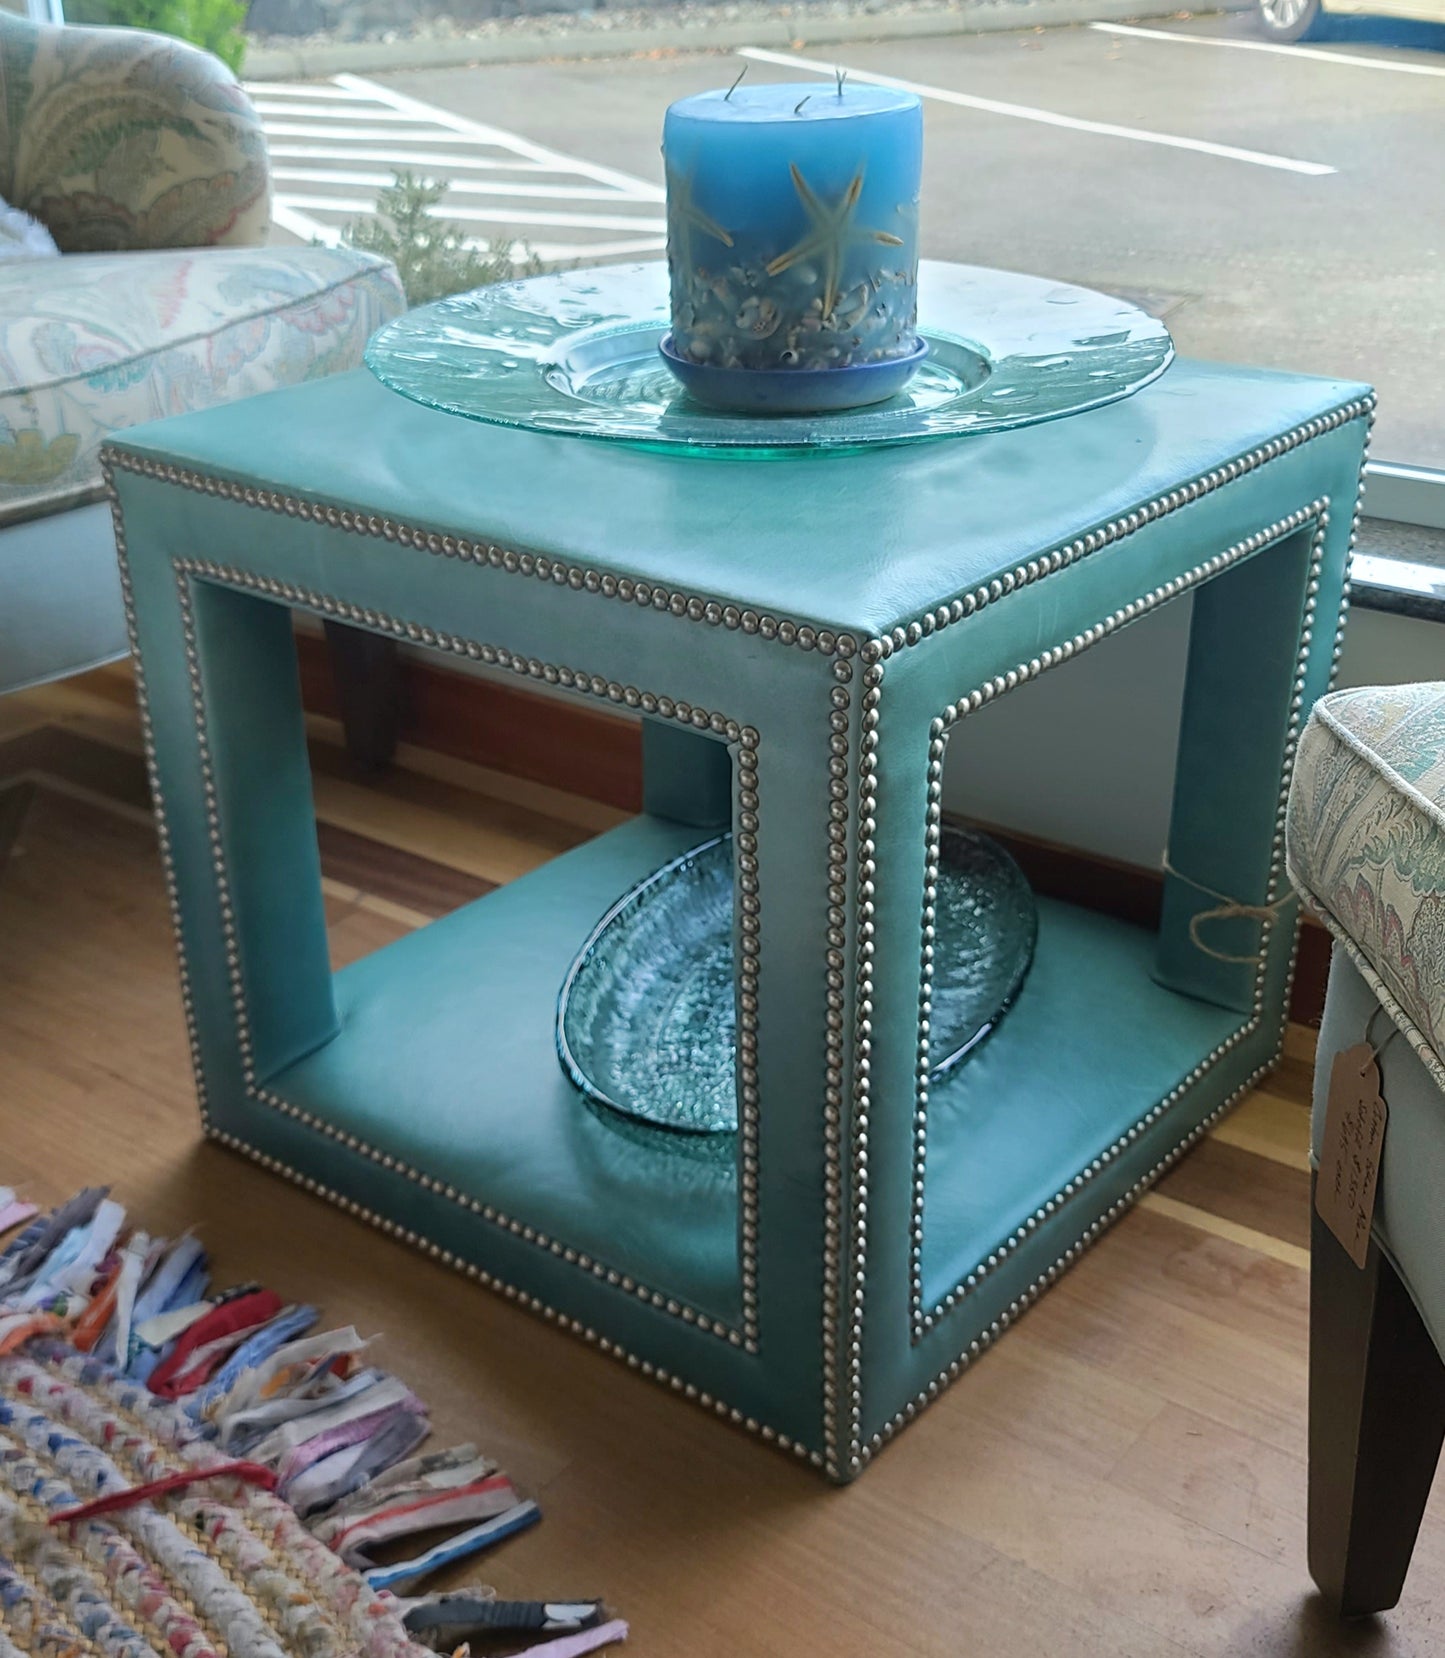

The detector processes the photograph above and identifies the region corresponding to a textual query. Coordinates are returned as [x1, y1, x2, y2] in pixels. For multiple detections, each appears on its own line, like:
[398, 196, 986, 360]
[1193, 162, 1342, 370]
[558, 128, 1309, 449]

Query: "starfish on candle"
[666, 165, 734, 273]
[766, 164, 906, 321]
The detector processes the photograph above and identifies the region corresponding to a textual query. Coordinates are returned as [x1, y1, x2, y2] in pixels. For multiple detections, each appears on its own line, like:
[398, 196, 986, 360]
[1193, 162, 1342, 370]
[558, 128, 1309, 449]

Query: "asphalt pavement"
[254, 14, 1445, 467]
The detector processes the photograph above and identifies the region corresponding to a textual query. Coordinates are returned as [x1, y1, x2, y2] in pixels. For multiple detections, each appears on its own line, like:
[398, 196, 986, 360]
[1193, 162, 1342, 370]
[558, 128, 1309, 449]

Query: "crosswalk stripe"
[258, 73, 667, 266]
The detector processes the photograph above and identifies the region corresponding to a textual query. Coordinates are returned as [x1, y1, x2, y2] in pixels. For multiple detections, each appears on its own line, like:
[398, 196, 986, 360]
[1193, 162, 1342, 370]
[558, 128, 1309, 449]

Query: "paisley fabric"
[0, 246, 404, 523]
[0, 12, 268, 254]
[1288, 682, 1445, 1083]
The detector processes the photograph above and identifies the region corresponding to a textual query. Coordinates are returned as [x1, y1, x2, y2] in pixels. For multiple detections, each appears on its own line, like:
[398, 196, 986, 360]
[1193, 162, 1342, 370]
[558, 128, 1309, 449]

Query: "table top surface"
[110, 355, 1370, 640]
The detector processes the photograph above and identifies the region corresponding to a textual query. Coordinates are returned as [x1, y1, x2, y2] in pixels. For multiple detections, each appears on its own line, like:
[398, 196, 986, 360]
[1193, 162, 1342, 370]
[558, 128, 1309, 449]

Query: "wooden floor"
[3, 669, 1444, 1658]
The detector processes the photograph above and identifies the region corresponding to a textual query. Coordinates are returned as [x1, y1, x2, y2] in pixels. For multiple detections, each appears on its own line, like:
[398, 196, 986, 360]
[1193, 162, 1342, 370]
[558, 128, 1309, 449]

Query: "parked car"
[1258, 0, 1445, 42]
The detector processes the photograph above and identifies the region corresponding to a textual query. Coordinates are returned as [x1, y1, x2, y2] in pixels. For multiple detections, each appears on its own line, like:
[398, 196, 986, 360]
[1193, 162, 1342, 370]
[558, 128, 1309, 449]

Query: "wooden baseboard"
[294, 631, 642, 813]
[81, 644, 1332, 1028]
[293, 632, 1331, 1030]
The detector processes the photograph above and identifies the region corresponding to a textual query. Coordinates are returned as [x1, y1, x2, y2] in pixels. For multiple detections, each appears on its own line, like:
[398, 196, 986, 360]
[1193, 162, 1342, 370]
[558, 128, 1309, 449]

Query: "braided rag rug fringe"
[0, 1188, 625, 1658]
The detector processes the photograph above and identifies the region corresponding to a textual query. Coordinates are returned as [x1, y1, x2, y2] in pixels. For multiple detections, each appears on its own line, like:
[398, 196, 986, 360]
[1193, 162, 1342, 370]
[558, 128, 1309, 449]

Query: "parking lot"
[253, 12, 1445, 468]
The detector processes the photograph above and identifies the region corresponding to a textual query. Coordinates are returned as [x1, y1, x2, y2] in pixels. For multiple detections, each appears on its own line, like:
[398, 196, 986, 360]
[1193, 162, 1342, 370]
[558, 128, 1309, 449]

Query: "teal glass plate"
[365, 260, 1173, 457]
[557, 826, 1037, 1137]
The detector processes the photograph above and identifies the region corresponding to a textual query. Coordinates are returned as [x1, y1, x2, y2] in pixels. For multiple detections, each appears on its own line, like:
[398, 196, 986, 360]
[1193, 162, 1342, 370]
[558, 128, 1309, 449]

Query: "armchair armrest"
[0, 12, 269, 252]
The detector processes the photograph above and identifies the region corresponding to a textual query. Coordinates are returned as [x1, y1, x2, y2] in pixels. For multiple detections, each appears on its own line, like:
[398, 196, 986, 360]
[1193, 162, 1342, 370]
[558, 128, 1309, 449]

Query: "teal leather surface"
[0, 503, 127, 695]
[1315, 949, 1445, 1358]
[112, 359, 1367, 640]
[277, 814, 741, 1328]
[107, 342, 1372, 1479]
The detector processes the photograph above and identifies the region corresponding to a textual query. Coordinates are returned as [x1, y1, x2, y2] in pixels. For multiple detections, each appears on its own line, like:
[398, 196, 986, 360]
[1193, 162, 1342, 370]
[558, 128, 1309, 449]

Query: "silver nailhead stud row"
[864, 1053, 1278, 1463]
[820, 677, 851, 1478]
[870, 396, 1375, 658]
[142, 551, 763, 1359]
[205, 1124, 822, 1468]
[100, 447, 857, 663]
[906, 499, 1329, 1336]
[102, 464, 215, 1140]
[838, 657, 884, 1478]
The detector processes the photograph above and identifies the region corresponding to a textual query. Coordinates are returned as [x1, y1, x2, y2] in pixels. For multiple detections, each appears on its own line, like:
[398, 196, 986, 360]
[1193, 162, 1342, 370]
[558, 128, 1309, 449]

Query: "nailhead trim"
[104, 388, 1374, 1483]
[166, 556, 760, 1352]
[819, 669, 851, 1476]
[204, 1123, 823, 1470]
[103, 477, 213, 1139]
[859, 1053, 1279, 1466]
[864, 396, 1377, 661]
[853, 397, 1375, 1467]
[103, 472, 786, 1462]
[99, 447, 858, 664]
[908, 501, 1329, 1338]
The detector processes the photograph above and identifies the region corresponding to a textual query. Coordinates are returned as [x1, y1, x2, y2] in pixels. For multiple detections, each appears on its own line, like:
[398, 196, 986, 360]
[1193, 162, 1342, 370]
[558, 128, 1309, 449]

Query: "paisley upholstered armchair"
[0, 10, 404, 696]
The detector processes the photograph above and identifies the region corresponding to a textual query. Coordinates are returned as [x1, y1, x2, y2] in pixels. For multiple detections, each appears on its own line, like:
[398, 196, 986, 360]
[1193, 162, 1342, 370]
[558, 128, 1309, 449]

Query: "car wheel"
[1256, 0, 1322, 41]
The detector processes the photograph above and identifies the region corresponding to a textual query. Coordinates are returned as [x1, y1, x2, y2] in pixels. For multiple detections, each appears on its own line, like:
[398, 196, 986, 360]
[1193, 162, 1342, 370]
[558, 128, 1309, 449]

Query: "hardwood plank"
[315, 819, 493, 919]
[7, 701, 1445, 1655]
[309, 763, 590, 886]
[0, 780, 34, 874]
[1211, 1090, 1312, 1172]
[1153, 1139, 1312, 1251]
[1138, 1194, 1310, 1271]
[0, 723, 151, 812]
[1109, 1401, 1301, 1564]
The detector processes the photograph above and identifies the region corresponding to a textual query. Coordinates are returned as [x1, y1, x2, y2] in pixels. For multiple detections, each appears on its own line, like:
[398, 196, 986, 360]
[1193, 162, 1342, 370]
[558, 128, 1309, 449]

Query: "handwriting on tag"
[1315, 1041, 1388, 1270]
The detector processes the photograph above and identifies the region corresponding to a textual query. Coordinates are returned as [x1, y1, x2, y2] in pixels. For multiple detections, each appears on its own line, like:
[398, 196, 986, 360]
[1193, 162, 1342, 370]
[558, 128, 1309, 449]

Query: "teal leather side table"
[105, 344, 1372, 1481]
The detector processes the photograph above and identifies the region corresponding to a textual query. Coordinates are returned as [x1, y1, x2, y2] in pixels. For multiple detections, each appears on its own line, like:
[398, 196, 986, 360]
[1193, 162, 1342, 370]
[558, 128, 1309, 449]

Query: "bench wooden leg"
[323, 620, 401, 772]
[1309, 1193, 1445, 1617]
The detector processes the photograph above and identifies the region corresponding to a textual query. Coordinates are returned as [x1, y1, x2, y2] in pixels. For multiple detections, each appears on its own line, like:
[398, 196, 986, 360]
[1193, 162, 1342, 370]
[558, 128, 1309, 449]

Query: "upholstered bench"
[107, 351, 1372, 1480]
[0, 11, 402, 696]
[1287, 681, 1445, 1617]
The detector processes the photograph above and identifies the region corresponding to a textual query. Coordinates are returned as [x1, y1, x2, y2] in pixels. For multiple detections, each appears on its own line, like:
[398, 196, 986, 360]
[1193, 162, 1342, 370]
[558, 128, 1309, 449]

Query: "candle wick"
[725, 64, 747, 101]
[835, 68, 847, 97]
[794, 94, 811, 114]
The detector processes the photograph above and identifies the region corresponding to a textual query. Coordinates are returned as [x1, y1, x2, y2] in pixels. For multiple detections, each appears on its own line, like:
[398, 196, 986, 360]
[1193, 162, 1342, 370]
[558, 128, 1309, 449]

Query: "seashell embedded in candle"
[736, 296, 782, 339]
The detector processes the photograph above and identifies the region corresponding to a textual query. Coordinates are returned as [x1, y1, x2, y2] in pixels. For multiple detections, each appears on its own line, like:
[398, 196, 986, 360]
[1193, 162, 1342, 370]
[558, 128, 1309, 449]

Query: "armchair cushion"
[0, 12, 268, 253]
[1288, 681, 1445, 1086]
[0, 243, 404, 524]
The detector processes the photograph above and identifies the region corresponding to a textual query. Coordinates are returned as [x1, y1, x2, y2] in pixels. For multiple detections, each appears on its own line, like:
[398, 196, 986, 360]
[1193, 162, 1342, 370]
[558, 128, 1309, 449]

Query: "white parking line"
[250, 72, 666, 264]
[245, 81, 377, 98]
[271, 168, 645, 201]
[1091, 21, 1445, 78]
[267, 145, 557, 172]
[331, 74, 665, 202]
[738, 45, 1338, 175]
[276, 192, 666, 233]
[251, 103, 454, 120]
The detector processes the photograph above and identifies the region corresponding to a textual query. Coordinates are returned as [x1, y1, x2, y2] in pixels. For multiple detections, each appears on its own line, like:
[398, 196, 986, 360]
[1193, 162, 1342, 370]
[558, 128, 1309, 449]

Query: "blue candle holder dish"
[364, 261, 1175, 457]
[658, 333, 928, 413]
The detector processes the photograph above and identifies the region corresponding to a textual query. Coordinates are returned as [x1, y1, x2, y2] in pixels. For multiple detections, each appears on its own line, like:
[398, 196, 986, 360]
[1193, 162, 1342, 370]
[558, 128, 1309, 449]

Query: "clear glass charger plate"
[365, 260, 1174, 457]
[557, 826, 1038, 1137]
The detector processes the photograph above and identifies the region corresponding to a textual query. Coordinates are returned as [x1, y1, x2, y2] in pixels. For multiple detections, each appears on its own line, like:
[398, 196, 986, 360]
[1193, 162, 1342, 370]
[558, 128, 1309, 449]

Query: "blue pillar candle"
[663, 81, 923, 378]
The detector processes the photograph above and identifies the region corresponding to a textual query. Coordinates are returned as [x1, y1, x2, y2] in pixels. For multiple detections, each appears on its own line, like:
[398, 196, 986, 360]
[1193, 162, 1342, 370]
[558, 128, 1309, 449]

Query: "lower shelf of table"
[262, 812, 1253, 1344]
[270, 813, 745, 1330]
[917, 896, 1245, 1316]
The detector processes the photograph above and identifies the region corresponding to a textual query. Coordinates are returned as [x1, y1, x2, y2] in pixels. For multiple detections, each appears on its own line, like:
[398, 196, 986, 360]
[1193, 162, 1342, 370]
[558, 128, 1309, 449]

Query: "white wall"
[942, 600, 1445, 870]
[378, 599, 1442, 870]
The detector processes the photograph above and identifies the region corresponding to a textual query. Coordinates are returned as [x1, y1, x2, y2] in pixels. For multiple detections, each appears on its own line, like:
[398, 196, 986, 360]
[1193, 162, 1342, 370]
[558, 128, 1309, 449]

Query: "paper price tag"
[1315, 1041, 1388, 1270]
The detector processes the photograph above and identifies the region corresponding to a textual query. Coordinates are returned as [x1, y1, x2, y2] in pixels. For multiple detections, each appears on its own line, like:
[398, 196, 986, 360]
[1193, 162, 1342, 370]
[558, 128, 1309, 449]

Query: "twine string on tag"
[1161, 853, 1297, 964]
[1360, 1005, 1401, 1075]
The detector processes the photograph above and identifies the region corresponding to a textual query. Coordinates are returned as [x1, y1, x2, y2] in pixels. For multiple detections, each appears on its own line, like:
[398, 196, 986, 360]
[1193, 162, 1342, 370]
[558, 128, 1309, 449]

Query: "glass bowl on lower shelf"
[557, 825, 1038, 1137]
